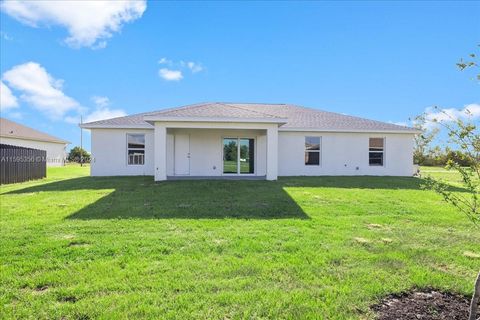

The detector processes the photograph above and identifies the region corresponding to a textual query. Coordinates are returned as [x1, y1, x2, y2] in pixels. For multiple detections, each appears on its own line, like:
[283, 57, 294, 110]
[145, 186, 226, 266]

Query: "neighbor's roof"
[0, 118, 70, 144]
[80, 102, 419, 133]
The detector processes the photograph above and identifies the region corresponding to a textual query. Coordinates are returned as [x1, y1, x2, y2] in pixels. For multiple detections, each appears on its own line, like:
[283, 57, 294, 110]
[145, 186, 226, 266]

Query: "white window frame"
[126, 133, 145, 166]
[305, 136, 321, 166]
[369, 137, 385, 167]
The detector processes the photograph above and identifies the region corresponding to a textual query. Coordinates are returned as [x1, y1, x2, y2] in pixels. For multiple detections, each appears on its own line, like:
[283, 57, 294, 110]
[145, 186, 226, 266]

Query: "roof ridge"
[218, 103, 284, 118]
[150, 102, 213, 115]
[217, 101, 287, 106]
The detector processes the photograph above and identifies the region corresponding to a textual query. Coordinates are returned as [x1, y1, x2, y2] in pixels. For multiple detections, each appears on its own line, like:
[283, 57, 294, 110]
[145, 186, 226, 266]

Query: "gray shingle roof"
[147, 102, 283, 119]
[81, 111, 155, 128]
[81, 102, 418, 133]
[0, 118, 70, 144]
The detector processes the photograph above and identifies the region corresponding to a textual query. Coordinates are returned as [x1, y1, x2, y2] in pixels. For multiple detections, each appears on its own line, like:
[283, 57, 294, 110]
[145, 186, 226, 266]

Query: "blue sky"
[1, 1, 479, 151]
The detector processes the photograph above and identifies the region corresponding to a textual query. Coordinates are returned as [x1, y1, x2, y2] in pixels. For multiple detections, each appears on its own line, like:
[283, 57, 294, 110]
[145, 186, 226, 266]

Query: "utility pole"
[80, 115, 83, 167]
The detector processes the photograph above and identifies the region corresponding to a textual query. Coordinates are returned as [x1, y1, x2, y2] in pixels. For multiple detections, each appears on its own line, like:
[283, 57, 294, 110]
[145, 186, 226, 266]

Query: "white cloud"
[2, 62, 81, 119]
[159, 68, 183, 81]
[84, 107, 126, 123]
[1, 63, 125, 124]
[65, 95, 125, 124]
[65, 107, 126, 124]
[424, 103, 480, 129]
[157, 58, 204, 81]
[425, 103, 480, 129]
[0, 81, 19, 111]
[158, 57, 172, 65]
[465, 103, 480, 118]
[179, 60, 204, 73]
[185, 61, 203, 73]
[91, 96, 110, 108]
[0, 0, 146, 48]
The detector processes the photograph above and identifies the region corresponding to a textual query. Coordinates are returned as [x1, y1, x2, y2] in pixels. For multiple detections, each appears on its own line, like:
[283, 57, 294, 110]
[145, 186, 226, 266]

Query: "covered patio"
[145, 118, 284, 181]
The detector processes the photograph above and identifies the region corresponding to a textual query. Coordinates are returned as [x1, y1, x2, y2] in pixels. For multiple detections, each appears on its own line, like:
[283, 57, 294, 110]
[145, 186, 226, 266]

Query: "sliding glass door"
[239, 138, 254, 174]
[223, 138, 255, 175]
[223, 138, 238, 174]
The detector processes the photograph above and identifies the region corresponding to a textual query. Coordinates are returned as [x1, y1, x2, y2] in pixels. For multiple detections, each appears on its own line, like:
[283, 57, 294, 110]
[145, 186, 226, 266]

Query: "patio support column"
[154, 122, 167, 181]
[266, 126, 278, 180]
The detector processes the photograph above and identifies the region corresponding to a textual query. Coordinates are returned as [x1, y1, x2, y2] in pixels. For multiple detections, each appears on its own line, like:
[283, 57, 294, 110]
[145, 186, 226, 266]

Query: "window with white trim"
[369, 137, 384, 166]
[127, 134, 145, 165]
[305, 136, 321, 165]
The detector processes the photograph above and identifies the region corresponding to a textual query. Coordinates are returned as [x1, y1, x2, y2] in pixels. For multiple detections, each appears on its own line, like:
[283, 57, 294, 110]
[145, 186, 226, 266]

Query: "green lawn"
[419, 165, 473, 186]
[1, 166, 479, 319]
[223, 160, 251, 174]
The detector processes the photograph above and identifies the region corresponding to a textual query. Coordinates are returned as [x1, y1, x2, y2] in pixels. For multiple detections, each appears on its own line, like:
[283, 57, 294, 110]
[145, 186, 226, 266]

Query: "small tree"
[421, 47, 479, 320]
[422, 110, 479, 320]
[68, 146, 90, 163]
[412, 114, 439, 165]
[422, 110, 479, 224]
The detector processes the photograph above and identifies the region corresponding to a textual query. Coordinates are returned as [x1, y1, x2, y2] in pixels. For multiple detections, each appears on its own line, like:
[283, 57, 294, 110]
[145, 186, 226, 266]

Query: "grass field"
[1, 166, 479, 319]
[223, 160, 252, 174]
[419, 165, 471, 186]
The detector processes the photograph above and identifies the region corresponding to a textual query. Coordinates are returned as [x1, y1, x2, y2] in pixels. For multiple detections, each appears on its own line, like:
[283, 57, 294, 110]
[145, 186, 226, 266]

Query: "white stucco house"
[1, 117, 70, 166]
[80, 102, 420, 181]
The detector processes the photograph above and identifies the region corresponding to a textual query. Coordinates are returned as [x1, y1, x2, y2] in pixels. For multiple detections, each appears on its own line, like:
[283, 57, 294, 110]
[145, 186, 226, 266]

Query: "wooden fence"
[0, 144, 47, 184]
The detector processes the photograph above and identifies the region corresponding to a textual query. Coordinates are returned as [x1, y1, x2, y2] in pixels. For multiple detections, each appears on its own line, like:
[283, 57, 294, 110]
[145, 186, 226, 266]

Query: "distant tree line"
[414, 146, 477, 167]
[67, 146, 90, 163]
[223, 141, 249, 161]
[413, 113, 479, 167]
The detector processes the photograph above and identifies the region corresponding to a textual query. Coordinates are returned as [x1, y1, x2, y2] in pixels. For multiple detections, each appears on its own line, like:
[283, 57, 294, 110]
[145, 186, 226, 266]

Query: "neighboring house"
[0, 118, 69, 166]
[80, 102, 420, 181]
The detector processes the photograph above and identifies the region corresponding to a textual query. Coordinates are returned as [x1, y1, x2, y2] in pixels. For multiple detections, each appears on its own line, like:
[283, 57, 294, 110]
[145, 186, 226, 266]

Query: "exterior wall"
[88, 126, 415, 178]
[167, 128, 267, 177]
[278, 131, 415, 176]
[90, 129, 154, 176]
[0, 136, 67, 166]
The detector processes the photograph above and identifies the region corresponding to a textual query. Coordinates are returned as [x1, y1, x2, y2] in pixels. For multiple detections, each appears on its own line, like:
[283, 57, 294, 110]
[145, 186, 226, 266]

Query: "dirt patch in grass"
[58, 295, 78, 303]
[67, 240, 90, 247]
[372, 289, 473, 320]
[32, 284, 49, 294]
[463, 251, 480, 259]
[35, 285, 49, 292]
[354, 237, 371, 244]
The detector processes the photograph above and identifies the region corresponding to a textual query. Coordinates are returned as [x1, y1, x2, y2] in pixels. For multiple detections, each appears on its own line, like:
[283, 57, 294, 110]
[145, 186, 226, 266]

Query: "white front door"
[174, 134, 190, 175]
